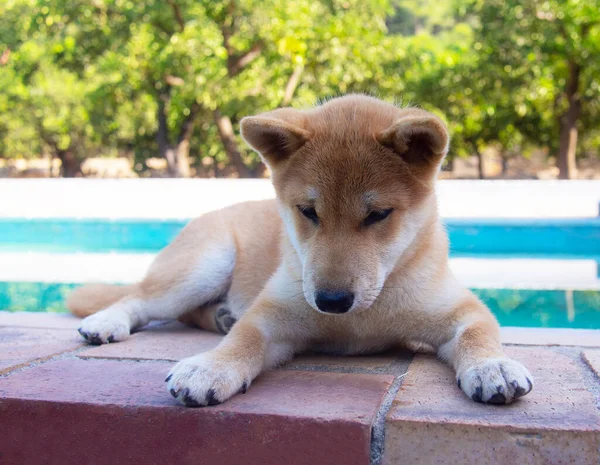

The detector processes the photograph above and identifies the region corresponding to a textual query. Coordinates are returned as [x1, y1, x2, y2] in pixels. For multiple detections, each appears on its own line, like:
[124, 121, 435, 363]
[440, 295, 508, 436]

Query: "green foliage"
[0, 0, 598, 175]
[463, 0, 600, 156]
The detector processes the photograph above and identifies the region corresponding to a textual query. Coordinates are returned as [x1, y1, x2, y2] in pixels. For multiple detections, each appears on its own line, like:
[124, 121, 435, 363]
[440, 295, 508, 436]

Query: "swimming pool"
[1, 217, 599, 329]
[1, 217, 599, 255]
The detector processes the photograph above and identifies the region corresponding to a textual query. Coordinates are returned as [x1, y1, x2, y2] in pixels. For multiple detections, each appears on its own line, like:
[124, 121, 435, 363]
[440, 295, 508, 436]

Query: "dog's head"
[241, 95, 449, 315]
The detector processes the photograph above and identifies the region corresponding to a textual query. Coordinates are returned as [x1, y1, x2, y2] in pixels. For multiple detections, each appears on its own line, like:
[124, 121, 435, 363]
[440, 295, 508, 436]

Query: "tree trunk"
[157, 88, 180, 177]
[475, 150, 484, 179]
[253, 162, 268, 178]
[174, 138, 192, 177]
[43, 147, 53, 178]
[174, 101, 201, 178]
[57, 149, 82, 177]
[500, 152, 508, 176]
[557, 61, 581, 180]
[213, 109, 252, 177]
[280, 64, 303, 107]
[442, 156, 454, 172]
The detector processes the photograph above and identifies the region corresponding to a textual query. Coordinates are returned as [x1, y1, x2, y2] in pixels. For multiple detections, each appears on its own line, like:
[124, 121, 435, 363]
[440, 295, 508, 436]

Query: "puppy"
[69, 95, 533, 407]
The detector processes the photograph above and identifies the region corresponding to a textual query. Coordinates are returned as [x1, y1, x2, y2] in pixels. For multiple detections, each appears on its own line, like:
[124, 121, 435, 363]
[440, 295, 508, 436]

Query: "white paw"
[78, 310, 131, 344]
[458, 357, 533, 404]
[166, 353, 250, 407]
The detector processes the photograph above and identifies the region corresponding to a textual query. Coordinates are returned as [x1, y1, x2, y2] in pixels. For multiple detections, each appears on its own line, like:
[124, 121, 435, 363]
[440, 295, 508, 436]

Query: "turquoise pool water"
[1, 217, 599, 255]
[1, 282, 599, 329]
[1, 218, 599, 329]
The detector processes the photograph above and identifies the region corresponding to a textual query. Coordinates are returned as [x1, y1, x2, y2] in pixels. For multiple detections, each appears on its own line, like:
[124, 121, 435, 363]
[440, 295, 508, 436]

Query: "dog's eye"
[297, 205, 319, 224]
[363, 208, 393, 227]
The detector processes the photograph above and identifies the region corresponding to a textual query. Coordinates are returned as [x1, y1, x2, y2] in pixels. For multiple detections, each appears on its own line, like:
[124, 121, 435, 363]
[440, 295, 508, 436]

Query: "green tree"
[465, 0, 600, 179]
[0, 2, 98, 176]
[3, 0, 597, 179]
[3, 0, 395, 177]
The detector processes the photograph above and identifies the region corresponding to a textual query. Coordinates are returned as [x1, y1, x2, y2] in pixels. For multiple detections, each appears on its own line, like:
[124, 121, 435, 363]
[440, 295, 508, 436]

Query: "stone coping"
[0, 313, 599, 465]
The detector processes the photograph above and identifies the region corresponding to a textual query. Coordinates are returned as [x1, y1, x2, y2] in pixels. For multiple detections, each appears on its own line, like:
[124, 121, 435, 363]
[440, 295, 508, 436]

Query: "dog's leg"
[437, 293, 533, 404]
[166, 272, 309, 406]
[178, 303, 238, 335]
[78, 218, 236, 344]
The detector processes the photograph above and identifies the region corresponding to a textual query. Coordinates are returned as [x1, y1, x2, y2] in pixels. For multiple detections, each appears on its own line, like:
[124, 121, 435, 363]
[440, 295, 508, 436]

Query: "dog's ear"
[240, 109, 311, 168]
[376, 111, 449, 172]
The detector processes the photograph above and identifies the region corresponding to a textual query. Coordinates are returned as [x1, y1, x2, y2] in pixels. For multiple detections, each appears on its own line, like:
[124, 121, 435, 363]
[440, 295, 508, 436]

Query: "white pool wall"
[2, 179, 599, 219]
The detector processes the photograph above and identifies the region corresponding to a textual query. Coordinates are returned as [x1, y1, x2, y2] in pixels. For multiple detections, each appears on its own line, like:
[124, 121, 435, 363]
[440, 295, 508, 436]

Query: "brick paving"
[0, 312, 599, 465]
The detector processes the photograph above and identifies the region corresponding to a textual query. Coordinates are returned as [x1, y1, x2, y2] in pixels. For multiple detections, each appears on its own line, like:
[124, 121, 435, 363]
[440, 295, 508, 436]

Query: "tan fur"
[67, 284, 138, 318]
[71, 95, 533, 406]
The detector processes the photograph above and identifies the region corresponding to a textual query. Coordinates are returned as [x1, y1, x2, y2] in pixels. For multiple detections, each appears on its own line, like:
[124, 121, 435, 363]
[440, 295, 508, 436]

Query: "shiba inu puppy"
[69, 95, 533, 407]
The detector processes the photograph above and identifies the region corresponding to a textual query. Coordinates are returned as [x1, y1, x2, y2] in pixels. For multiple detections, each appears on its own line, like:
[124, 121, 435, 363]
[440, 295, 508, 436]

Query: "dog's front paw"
[166, 353, 250, 407]
[457, 357, 533, 404]
[78, 310, 130, 344]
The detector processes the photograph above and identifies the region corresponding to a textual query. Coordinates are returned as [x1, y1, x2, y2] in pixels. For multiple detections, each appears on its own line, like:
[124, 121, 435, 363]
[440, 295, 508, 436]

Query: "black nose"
[315, 290, 354, 314]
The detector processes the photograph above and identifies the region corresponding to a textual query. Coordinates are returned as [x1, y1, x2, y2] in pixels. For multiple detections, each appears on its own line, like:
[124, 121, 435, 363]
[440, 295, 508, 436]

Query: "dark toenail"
[179, 388, 200, 408]
[496, 385, 505, 394]
[170, 388, 179, 398]
[512, 380, 526, 397]
[240, 382, 248, 394]
[457, 378, 461, 389]
[526, 378, 533, 392]
[107, 335, 115, 343]
[206, 389, 221, 406]
[216, 307, 229, 318]
[223, 316, 237, 331]
[165, 374, 172, 382]
[183, 396, 200, 407]
[471, 386, 483, 402]
[88, 333, 103, 345]
[488, 393, 506, 404]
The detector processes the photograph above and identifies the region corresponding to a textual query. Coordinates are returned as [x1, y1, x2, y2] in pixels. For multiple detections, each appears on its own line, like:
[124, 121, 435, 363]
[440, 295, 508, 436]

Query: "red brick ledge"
[1, 314, 600, 465]
[1, 359, 395, 465]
